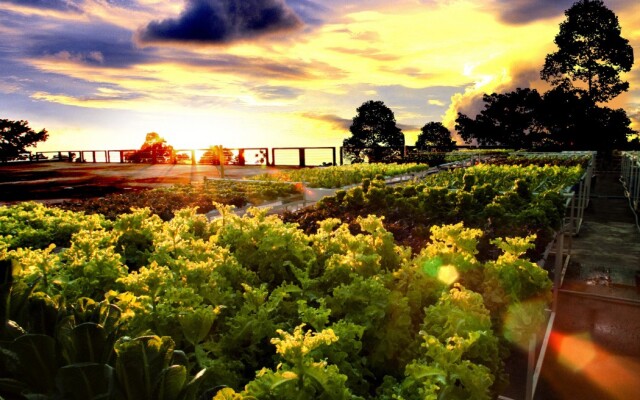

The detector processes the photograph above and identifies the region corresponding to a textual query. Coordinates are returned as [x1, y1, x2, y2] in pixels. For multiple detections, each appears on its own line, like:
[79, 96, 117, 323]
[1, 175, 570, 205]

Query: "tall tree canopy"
[538, 87, 634, 150]
[343, 100, 404, 163]
[540, 0, 634, 103]
[415, 122, 456, 151]
[0, 119, 48, 163]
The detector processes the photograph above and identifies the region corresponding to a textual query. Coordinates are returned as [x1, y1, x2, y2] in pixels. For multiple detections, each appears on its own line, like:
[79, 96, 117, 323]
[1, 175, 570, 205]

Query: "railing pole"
[299, 148, 306, 167]
[553, 225, 565, 314]
[525, 334, 537, 400]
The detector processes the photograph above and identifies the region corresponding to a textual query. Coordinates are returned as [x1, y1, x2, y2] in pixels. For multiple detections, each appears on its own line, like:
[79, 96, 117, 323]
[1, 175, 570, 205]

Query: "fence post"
[238, 149, 245, 166]
[299, 148, 306, 167]
[553, 224, 565, 314]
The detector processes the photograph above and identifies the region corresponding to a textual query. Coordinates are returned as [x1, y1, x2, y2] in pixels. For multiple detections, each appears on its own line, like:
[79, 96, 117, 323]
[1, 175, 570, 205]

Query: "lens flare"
[421, 256, 443, 277]
[503, 299, 548, 350]
[544, 330, 640, 399]
[437, 264, 459, 285]
[553, 332, 597, 372]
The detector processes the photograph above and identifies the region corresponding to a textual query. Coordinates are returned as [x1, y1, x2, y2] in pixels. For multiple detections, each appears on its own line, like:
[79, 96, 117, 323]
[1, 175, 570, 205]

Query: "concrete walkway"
[535, 169, 640, 400]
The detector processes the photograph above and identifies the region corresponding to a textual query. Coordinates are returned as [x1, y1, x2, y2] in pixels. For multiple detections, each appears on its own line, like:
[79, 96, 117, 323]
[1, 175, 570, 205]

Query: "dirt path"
[0, 162, 285, 203]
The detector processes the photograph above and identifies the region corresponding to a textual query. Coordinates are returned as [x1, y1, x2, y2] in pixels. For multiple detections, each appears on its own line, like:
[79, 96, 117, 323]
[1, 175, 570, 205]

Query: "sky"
[1, 0, 639, 153]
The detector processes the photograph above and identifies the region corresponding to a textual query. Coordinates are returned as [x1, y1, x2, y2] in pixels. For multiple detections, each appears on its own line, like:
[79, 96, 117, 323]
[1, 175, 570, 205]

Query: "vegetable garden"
[0, 152, 594, 400]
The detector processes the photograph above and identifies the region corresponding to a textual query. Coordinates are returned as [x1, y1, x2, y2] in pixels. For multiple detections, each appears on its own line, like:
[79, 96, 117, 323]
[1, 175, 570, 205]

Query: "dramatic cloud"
[328, 46, 400, 61]
[31, 87, 143, 109]
[138, 0, 303, 44]
[302, 109, 419, 133]
[630, 108, 640, 129]
[0, 0, 81, 12]
[251, 85, 302, 100]
[442, 66, 547, 140]
[167, 53, 345, 81]
[286, 0, 329, 26]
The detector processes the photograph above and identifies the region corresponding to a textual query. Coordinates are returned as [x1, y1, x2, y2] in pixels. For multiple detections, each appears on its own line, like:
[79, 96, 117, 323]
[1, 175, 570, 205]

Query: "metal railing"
[620, 151, 640, 233]
[21, 147, 270, 166]
[9, 146, 508, 167]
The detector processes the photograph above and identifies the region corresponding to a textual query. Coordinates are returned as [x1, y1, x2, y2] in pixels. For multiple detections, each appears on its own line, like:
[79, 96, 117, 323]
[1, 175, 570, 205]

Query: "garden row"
[58, 163, 437, 220]
[283, 159, 587, 258]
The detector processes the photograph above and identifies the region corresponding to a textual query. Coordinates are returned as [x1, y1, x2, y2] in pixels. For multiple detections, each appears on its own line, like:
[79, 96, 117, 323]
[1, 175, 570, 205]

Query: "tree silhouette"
[0, 119, 48, 163]
[343, 100, 405, 163]
[415, 122, 456, 152]
[539, 87, 636, 151]
[455, 86, 637, 152]
[127, 132, 174, 163]
[455, 88, 546, 149]
[541, 0, 634, 103]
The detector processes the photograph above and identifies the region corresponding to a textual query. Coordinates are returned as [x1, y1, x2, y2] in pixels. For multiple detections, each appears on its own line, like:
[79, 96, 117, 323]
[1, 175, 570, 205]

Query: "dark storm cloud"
[300, 111, 420, 131]
[139, 0, 303, 44]
[494, 0, 640, 24]
[0, 0, 82, 12]
[26, 23, 153, 68]
[301, 112, 351, 130]
[490, 0, 575, 24]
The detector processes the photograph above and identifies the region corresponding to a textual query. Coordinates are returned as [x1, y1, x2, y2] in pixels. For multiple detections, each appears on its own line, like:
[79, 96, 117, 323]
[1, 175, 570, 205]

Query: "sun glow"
[4, 0, 638, 152]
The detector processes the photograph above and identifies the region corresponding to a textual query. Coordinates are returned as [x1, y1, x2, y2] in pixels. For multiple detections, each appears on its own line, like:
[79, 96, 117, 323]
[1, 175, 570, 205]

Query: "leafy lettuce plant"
[380, 287, 498, 400]
[214, 324, 358, 399]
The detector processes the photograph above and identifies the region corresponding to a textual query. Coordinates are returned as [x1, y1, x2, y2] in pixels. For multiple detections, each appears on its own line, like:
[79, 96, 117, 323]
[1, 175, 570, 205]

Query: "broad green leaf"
[181, 368, 210, 400]
[11, 334, 58, 393]
[56, 362, 115, 400]
[154, 365, 187, 400]
[178, 307, 216, 346]
[67, 322, 109, 363]
[115, 335, 175, 400]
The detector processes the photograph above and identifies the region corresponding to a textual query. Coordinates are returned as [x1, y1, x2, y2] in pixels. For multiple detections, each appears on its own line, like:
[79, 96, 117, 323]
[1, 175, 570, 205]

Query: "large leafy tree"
[541, 0, 634, 103]
[455, 88, 547, 149]
[343, 100, 405, 163]
[0, 119, 48, 163]
[415, 122, 456, 151]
